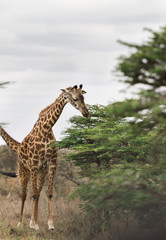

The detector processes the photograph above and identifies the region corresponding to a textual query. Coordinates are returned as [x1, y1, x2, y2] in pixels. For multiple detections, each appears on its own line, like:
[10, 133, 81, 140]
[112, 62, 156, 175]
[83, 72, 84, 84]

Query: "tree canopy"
[117, 27, 166, 89]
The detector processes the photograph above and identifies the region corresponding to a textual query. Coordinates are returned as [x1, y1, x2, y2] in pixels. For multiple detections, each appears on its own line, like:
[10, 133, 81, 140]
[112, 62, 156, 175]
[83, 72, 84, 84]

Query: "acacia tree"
[85, 26, 166, 228]
[57, 27, 166, 231]
[59, 27, 166, 170]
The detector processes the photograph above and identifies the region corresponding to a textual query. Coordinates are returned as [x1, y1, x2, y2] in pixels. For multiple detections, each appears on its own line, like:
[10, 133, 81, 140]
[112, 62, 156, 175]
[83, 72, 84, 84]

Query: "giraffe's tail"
[0, 170, 17, 178]
[0, 125, 20, 154]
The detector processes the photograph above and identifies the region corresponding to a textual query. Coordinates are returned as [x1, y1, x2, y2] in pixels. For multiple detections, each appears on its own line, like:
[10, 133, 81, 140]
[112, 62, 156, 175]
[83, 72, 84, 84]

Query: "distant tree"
[0, 81, 10, 126]
[0, 146, 17, 171]
[0, 81, 10, 88]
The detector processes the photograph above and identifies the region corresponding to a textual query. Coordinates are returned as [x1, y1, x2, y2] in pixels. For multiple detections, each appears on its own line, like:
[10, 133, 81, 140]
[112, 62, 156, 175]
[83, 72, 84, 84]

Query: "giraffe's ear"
[61, 89, 66, 92]
[82, 90, 87, 94]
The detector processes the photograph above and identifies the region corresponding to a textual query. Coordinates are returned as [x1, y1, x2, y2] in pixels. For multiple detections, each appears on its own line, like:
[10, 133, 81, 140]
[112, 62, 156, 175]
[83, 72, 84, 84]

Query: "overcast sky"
[0, 0, 166, 145]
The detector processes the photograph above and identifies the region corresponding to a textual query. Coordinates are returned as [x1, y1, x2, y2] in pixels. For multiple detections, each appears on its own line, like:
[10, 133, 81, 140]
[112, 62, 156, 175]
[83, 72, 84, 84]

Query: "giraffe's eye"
[73, 98, 78, 102]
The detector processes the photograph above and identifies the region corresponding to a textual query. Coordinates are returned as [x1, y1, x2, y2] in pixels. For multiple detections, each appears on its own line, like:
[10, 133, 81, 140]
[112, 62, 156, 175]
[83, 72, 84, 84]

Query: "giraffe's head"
[61, 85, 89, 118]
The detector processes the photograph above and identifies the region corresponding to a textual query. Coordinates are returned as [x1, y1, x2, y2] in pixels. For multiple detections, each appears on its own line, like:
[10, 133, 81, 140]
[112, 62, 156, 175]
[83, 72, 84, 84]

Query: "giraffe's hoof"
[48, 220, 55, 230]
[17, 222, 22, 228]
[49, 226, 55, 230]
[29, 220, 39, 230]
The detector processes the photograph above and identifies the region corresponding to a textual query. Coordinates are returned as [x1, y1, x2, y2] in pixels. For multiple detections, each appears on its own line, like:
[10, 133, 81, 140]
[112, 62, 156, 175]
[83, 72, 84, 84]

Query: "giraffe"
[0, 84, 89, 230]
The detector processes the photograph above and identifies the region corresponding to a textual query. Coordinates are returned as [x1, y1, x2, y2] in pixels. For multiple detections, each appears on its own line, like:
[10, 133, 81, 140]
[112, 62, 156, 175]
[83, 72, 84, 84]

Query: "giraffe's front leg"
[47, 165, 57, 230]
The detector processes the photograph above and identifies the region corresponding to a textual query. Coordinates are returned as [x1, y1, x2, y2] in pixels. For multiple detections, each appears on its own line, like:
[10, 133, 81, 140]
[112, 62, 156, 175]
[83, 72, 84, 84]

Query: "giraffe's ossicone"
[0, 84, 89, 230]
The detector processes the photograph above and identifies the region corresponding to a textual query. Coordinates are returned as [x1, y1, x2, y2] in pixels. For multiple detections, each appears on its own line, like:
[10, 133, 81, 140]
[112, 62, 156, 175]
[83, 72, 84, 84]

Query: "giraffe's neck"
[38, 92, 67, 132]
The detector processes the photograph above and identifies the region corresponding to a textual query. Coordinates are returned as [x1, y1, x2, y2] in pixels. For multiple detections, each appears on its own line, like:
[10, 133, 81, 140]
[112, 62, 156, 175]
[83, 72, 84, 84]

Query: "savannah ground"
[0, 148, 166, 240]
[0, 175, 88, 240]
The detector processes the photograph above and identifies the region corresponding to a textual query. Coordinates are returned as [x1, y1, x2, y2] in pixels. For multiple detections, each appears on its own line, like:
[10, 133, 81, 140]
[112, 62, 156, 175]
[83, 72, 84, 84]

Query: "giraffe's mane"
[39, 102, 56, 117]
[39, 87, 72, 117]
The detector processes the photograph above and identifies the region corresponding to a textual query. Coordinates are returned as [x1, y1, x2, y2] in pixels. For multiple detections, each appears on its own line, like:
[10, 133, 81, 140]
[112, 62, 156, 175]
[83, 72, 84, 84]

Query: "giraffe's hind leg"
[30, 168, 47, 230]
[30, 168, 39, 230]
[17, 163, 30, 227]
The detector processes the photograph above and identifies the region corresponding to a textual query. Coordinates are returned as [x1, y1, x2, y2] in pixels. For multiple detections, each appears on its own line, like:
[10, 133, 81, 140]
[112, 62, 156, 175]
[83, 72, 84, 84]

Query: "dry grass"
[0, 149, 101, 240]
[0, 174, 87, 240]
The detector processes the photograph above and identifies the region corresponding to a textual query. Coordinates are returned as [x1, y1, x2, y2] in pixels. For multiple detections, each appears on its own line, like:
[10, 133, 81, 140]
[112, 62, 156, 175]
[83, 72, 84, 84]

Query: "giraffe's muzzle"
[82, 108, 89, 118]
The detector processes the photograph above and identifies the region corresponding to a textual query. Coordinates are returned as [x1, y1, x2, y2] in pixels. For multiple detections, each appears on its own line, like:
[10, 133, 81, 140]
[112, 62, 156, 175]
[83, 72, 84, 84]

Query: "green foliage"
[57, 103, 151, 178]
